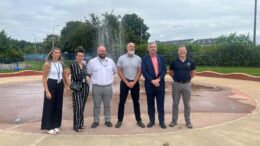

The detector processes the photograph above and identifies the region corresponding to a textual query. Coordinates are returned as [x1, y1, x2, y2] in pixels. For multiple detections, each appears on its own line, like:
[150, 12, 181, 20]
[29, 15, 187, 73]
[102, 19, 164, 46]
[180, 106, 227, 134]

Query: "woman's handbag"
[70, 82, 82, 91]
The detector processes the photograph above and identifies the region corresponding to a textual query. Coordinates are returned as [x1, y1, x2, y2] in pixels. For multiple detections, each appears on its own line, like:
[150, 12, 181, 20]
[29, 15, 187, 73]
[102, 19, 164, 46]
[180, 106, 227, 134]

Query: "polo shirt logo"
[187, 63, 191, 66]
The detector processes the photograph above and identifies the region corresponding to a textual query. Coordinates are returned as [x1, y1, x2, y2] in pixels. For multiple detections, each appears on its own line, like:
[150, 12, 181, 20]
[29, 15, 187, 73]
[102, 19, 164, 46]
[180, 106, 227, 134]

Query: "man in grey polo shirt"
[87, 45, 116, 128]
[115, 42, 145, 128]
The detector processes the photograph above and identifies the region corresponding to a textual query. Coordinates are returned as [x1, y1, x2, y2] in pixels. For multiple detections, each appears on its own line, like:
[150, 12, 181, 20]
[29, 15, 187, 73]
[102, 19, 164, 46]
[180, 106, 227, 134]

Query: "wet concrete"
[0, 76, 256, 135]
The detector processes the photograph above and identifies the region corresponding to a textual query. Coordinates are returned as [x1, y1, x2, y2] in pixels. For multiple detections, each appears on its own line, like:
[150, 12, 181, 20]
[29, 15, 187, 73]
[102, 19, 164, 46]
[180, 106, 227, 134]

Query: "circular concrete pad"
[0, 76, 256, 135]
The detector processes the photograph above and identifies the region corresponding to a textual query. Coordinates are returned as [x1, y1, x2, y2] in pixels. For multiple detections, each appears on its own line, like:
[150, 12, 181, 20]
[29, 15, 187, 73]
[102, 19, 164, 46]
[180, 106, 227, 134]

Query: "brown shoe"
[169, 121, 177, 127]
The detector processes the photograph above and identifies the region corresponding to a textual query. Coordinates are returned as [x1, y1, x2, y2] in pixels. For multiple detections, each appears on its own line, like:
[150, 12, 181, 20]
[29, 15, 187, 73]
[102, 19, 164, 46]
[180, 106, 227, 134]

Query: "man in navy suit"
[141, 42, 167, 129]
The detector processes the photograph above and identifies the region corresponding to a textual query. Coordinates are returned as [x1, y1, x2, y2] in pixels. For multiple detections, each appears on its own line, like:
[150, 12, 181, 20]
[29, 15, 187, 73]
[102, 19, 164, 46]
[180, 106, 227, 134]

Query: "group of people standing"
[40, 42, 196, 135]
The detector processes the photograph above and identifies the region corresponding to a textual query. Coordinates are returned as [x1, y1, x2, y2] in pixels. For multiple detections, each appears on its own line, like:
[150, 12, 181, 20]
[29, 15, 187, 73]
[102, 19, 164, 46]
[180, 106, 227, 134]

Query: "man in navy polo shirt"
[169, 45, 196, 129]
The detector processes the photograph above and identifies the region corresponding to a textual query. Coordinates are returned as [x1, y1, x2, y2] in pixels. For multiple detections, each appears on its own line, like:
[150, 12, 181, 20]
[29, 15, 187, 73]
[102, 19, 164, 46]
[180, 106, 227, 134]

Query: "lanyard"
[53, 62, 61, 83]
[77, 62, 86, 83]
[98, 58, 108, 67]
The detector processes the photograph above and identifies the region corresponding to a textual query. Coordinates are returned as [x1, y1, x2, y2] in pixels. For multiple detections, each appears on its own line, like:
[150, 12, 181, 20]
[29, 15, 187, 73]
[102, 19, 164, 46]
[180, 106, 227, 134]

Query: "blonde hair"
[46, 47, 62, 62]
[45, 47, 65, 69]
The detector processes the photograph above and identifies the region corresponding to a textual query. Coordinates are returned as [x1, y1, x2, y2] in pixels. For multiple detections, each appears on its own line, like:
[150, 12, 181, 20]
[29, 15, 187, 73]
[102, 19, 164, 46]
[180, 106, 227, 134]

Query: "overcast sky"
[0, 0, 259, 44]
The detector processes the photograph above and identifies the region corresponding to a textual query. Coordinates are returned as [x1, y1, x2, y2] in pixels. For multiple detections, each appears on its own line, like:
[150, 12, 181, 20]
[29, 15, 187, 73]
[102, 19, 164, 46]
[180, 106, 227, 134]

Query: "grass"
[0, 70, 18, 73]
[0, 60, 74, 73]
[197, 66, 260, 76]
[24, 61, 45, 71]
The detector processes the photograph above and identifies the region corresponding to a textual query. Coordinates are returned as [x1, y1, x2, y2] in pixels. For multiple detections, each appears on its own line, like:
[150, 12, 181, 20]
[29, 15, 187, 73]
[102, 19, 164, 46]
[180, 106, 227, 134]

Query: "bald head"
[97, 45, 107, 59]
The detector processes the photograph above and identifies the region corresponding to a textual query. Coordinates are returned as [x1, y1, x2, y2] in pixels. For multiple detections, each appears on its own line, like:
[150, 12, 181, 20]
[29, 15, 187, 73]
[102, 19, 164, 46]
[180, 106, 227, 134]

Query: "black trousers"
[117, 80, 141, 122]
[72, 82, 88, 130]
[145, 82, 165, 124]
[41, 79, 64, 130]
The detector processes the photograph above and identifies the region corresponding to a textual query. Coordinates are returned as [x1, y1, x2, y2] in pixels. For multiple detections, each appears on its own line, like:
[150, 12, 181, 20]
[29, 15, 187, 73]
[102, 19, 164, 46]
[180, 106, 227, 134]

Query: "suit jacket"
[141, 54, 166, 87]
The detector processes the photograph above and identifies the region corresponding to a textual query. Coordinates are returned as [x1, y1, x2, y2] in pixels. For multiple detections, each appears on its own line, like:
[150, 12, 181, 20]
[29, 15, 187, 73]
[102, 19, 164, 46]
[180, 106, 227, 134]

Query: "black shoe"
[169, 121, 177, 127]
[115, 121, 122, 128]
[105, 121, 113, 127]
[186, 122, 193, 129]
[137, 121, 145, 128]
[91, 122, 99, 128]
[74, 129, 82, 132]
[147, 121, 155, 128]
[159, 122, 167, 129]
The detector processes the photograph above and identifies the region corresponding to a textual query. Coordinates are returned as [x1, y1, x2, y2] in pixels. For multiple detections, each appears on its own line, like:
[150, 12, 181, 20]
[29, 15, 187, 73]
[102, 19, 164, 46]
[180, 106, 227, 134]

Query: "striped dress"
[69, 62, 89, 130]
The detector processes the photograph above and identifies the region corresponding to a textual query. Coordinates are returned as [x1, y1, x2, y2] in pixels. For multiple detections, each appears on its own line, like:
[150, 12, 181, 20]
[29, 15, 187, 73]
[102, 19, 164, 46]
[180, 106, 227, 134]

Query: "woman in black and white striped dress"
[66, 47, 89, 132]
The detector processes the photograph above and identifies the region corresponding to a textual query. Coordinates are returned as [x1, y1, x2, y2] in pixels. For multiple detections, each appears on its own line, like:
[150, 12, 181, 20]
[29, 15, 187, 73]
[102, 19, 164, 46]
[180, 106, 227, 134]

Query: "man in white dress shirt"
[87, 45, 116, 128]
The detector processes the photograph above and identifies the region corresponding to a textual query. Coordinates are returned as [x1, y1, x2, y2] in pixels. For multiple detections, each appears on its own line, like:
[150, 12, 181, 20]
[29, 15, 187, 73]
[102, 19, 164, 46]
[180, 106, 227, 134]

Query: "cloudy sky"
[0, 0, 259, 44]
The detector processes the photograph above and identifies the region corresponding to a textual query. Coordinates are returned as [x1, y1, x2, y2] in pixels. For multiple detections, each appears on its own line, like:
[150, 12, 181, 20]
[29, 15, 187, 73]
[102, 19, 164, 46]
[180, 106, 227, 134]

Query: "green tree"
[0, 30, 24, 62]
[0, 30, 9, 54]
[60, 21, 96, 53]
[122, 13, 150, 45]
[215, 33, 255, 66]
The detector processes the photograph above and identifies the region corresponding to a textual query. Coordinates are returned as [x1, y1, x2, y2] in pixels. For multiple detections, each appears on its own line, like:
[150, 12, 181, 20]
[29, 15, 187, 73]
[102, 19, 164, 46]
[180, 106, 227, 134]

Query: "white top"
[87, 57, 116, 86]
[48, 62, 63, 80]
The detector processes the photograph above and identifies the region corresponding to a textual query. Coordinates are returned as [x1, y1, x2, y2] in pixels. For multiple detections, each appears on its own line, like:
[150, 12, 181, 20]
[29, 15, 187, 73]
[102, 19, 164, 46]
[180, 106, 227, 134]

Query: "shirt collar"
[126, 53, 134, 57]
[178, 57, 187, 63]
[98, 56, 108, 61]
[150, 53, 157, 58]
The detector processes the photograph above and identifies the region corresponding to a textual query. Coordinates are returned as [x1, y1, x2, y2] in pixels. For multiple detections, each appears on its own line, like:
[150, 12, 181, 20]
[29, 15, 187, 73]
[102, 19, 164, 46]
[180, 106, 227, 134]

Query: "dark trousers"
[117, 80, 141, 122]
[41, 79, 64, 130]
[145, 82, 165, 123]
[72, 82, 88, 130]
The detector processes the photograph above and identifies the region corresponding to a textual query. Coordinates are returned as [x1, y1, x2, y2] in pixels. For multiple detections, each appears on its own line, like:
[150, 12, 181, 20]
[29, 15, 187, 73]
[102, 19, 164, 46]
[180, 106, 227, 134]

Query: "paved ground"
[0, 75, 260, 146]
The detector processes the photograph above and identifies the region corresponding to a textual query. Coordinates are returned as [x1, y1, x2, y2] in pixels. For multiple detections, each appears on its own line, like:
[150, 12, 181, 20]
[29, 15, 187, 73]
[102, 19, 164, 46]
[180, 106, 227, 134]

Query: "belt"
[48, 78, 63, 83]
[175, 80, 190, 84]
[126, 79, 134, 82]
[93, 84, 112, 87]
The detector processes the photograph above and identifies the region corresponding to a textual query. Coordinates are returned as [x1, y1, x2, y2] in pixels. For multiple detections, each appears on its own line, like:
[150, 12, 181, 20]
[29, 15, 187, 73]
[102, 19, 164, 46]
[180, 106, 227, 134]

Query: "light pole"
[34, 35, 37, 54]
[52, 25, 60, 48]
[253, 0, 258, 46]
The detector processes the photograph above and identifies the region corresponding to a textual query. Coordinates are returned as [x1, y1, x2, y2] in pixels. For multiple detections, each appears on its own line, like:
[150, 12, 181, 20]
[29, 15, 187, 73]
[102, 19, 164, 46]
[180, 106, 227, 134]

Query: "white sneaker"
[54, 128, 61, 133]
[47, 129, 57, 135]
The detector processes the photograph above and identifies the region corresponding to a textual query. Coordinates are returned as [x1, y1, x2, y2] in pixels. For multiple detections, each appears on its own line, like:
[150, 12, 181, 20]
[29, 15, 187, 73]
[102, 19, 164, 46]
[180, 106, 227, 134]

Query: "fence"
[1, 51, 260, 71]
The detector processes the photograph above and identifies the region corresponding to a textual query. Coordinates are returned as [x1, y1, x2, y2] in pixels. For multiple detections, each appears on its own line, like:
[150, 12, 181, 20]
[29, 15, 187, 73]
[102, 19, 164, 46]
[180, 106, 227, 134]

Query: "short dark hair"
[178, 45, 186, 48]
[75, 46, 85, 56]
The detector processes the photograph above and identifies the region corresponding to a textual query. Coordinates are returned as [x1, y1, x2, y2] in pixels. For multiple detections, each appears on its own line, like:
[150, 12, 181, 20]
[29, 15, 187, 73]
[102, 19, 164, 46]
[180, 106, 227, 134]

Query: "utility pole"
[34, 35, 37, 54]
[140, 26, 142, 46]
[253, 0, 258, 46]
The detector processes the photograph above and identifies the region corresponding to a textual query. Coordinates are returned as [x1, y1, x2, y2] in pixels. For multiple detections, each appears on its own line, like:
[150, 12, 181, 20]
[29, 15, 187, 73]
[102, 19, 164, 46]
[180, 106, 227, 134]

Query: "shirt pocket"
[93, 66, 102, 73]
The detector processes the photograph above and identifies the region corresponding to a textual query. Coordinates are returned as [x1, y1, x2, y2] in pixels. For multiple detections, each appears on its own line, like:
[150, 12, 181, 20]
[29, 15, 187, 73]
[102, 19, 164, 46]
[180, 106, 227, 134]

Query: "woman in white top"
[41, 47, 67, 135]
